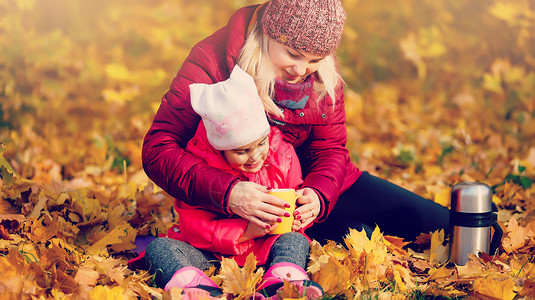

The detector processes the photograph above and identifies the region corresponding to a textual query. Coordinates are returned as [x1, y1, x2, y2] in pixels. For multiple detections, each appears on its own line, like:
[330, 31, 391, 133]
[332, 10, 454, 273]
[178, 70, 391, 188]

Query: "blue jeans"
[145, 232, 309, 288]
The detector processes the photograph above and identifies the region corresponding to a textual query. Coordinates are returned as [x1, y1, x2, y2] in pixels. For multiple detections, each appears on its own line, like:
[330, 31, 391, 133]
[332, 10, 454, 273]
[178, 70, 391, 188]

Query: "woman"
[142, 0, 449, 289]
[148, 66, 322, 299]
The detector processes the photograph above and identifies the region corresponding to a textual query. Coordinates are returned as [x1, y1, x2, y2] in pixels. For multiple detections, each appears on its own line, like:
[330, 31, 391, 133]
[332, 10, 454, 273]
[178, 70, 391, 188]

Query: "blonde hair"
[237, 24, 343, 118]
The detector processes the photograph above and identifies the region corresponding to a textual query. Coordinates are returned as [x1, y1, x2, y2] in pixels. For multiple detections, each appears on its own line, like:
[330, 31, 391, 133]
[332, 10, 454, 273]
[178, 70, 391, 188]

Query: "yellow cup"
[269, 188, 300, 235]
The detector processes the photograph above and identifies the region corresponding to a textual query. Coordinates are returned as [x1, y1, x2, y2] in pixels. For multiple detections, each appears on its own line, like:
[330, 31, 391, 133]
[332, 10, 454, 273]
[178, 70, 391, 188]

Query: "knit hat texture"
[261, 0, 346, 56]
[189, 66, 270, 151]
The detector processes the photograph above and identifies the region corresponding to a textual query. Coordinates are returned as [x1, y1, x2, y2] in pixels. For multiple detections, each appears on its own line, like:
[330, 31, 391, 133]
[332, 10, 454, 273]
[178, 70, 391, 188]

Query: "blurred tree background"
[1, 0, 535, 298]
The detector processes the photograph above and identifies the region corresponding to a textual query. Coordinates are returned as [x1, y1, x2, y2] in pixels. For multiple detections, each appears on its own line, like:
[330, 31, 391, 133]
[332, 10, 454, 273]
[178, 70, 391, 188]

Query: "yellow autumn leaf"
[102, 86, 140, 104]
[400, 32, 426, 79]
[105, 64, 131, 81]
[429, 229, 448, 265]
[345, 227, 370, 255]
[489, 2, 523, 24]
[89, 285, 127, 300]
[492, 195, 503, 207]
[483, 72, 504, 94]
[216, 253, 263, 297]
[392, 263, 417, 293]
[345, 89, 363, 121]
[424, 165, 443, 178]
[416, 26, 446, 58]
[309, 251, 351, 295]
[503, 65, 525, 83]
[428, 266, 455, 282]
[433, 187, 451, 207]
[85, 224, 136, 255]
[15, 0, 34, 10]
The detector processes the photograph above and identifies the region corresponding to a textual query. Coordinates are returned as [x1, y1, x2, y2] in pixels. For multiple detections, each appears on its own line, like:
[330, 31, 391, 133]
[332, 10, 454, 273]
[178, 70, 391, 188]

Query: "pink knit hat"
[189, 66, 270, 151]
[261, 0, 346, 56]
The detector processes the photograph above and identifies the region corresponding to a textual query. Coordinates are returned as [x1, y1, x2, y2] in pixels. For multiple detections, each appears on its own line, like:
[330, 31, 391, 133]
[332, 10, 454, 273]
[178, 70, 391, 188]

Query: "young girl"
[144, 66, 323, 299]
[143, 0, 449, 278]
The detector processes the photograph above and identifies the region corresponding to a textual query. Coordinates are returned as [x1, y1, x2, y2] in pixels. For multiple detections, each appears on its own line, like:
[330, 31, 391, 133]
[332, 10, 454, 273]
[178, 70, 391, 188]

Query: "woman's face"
[224, 134, 269, 173]
[267, 38, 326, 84]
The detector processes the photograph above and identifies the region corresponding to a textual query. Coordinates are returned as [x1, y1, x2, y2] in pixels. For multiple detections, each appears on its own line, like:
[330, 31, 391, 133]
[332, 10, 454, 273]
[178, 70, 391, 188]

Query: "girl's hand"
[239, 221, 277, 243]
[292, 187, 321, 230]
[228, 181, 290, 229]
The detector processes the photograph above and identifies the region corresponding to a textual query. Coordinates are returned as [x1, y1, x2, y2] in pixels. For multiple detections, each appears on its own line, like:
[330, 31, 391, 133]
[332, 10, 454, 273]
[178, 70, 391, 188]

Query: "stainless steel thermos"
[449, 182, 503, 265]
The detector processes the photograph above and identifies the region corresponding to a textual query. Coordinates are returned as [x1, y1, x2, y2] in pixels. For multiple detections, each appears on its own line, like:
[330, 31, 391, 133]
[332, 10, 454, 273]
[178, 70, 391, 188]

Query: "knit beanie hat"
[261, 0, 346, 56]
[189, 66, 270, 151]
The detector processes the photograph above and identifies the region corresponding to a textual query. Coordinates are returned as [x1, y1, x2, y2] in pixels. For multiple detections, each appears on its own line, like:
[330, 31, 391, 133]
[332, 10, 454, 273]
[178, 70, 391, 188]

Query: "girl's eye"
[234, 150, 247, 155]
[288, 52, 299, 58]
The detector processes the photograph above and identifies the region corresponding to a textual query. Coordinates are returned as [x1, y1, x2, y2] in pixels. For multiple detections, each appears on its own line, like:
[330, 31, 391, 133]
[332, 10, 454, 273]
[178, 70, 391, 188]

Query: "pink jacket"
[168, 124, 305, 266]
[142, 4, 361, 223]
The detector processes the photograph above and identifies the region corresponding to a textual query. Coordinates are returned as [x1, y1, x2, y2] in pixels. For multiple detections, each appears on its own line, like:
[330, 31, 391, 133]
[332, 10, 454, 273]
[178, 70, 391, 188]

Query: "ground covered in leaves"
[1, 0, 535, 299]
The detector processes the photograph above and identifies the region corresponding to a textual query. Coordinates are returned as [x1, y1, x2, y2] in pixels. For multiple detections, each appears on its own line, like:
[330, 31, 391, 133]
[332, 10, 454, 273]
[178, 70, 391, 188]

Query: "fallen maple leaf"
[472, 277, 516, 300]
[429, 229, 449, 265]
[88, 285, 127, 300]
[384, 235, 410, 257]
[85, 224, 136, 254]
[427, 266, 456, 283]
[502, 217, 531, 253]
[216, 253, 263, 298]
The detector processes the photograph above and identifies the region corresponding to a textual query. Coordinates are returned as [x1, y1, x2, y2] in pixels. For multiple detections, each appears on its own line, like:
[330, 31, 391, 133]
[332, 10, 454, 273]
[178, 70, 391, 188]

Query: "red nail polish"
[284, 212, 290, 217]
[295, 215, 301, 220]
[266, 224, 271, 229]
[267, 186, 273, 190]
[284, 203, 291, 208]
[277, 218, 282, 223]
[294, 211, 299, 215]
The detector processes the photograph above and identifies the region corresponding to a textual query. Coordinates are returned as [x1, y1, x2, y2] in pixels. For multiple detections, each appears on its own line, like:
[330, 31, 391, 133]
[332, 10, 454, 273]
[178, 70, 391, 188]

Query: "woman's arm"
[298, 85, 349, 222]
[142, 4, 290, 222]
[142, 53, 240, 213]
[143, 62, 292, 223]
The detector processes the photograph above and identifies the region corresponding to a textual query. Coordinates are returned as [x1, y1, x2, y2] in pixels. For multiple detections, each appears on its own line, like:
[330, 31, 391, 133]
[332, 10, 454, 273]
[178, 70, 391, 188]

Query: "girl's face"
[267, 38, 326, 84]
[224, 134, 269, 173]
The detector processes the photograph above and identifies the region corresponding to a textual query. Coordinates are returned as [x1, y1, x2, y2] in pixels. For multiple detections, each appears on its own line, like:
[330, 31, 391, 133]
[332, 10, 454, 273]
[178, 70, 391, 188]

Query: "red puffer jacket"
[168, 124, 306, 266]
[142, 4, 361, 222]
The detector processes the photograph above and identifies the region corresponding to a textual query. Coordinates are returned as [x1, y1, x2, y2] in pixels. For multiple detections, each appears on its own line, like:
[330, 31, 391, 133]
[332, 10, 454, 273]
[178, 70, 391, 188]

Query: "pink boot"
[164, 266, 225, 299]
[254, 262, 323, 299]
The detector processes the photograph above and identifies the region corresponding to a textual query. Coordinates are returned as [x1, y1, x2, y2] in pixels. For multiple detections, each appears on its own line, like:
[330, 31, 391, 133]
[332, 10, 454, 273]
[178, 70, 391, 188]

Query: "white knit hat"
[189, 66, 270, 151]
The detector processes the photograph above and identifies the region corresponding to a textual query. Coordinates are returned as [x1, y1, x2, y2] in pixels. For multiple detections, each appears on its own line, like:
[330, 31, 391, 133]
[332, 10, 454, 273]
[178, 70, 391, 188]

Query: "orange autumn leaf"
[456, 260, 491, 279]
[502, 217, 531, 253]
[518, 278, 535, 298]
[74, 267, 100, 287]
[473, 277, 516, 300]
[384, 235, 410, 257]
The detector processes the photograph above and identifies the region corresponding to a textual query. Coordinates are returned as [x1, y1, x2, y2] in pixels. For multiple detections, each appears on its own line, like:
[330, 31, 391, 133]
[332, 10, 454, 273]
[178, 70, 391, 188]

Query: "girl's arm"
[177, 208, 255, 255]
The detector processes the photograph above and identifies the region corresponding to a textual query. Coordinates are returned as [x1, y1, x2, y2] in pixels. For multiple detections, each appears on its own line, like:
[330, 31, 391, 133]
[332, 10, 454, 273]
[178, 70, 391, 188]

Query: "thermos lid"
[451, 182, 492, 213]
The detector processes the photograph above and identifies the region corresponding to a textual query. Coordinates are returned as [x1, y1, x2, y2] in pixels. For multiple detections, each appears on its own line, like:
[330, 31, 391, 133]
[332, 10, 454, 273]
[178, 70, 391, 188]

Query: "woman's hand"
[228, 181, 290, 229]
[292, 187, 321, 230]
